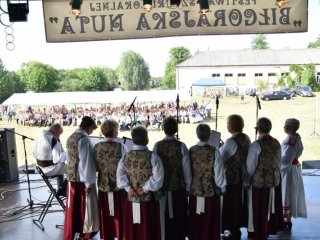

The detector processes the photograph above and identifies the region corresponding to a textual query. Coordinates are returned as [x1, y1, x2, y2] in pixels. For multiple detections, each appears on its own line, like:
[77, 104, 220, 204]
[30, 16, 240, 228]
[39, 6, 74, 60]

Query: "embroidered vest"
[124, 150, 161, 202]
[94, 141, 122, 192]
[225, 133, 250, 185]
[156, 140, 185, 191]
[189, 145, 219, 197]
[252, 135, 281, 188]
[66, 132, 84, 182]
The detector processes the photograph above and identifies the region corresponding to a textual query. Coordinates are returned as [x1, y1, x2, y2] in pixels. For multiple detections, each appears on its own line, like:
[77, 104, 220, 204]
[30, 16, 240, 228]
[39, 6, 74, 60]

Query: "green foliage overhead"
[18, 61, 60, 92]
[308, 35, 320, 48]
[117, 51, 150, 90]
[163, 46, 191, 89]
[251, 34, 270, 50]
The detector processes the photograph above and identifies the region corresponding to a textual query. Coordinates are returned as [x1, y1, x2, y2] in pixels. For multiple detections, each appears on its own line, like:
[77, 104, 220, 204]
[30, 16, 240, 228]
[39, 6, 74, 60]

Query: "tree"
[302, 64, 319, 91]
[150, 76, 163, 89]
[256, 79, 268, 92]
[18, 61, 60, 92]
[117, 51, 150, 90]
[58, 69, 84, 92]
[103, 67, 118, 89]
[287, 64, 303, 88]
[276, 75, 286, 88]
[308, 35, 320, 48]
[251, 34, 269, 50]
[163, 47, 191, 89]
[79, 67, 111, 91]
[0, 60, 25, 103]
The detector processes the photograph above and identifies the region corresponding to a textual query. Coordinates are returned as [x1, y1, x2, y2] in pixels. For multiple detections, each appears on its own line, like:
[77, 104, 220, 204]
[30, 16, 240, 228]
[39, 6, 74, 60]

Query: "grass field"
[1, 94, 320, 167]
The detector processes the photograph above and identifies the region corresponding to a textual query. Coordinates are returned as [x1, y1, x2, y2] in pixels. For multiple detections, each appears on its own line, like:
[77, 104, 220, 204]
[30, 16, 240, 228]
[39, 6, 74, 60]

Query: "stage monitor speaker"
[302, 160, 320, 169]
[0, 128, 18, 182]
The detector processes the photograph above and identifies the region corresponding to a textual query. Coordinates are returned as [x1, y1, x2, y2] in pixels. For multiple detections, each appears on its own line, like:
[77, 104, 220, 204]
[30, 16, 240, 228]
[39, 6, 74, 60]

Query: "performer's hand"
[220, 191, 226, 196]
[136, 187, 145, 196]
[128, 188, 137, 197]
[85, 187, 91, 195]
[219, 139, 224, 148]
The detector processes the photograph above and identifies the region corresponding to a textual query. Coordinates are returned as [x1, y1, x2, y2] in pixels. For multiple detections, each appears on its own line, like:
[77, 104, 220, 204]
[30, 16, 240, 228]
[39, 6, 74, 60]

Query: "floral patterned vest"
[189, 145, 219, 197]
[94, 141, 122, 192]
[156, 139, 185, 191]
[225, 133, 250, 185]
[124, 150, 161, 202]
[66, 132, 85, 182]
[252, 135, 281, 188]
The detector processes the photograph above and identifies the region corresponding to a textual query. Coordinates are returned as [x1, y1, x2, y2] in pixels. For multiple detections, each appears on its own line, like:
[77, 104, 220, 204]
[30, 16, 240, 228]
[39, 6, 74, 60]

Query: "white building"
[176, 49, 320, 91]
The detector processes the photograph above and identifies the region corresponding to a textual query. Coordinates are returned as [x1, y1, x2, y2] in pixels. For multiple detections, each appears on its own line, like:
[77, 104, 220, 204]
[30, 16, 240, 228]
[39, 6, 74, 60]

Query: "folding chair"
[33, 165, 65, 231]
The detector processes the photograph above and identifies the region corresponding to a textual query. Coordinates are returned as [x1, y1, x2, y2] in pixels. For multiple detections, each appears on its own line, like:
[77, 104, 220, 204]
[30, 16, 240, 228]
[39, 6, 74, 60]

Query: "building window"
[225, 73, 233, 77]
[212, 73, 220, 77]
[317, 72, 320, 83]
[238, 73, 246, 77]
[255, 73, 263, 77]
[268, 73, 277, 76]
[281, 72, 288, 77]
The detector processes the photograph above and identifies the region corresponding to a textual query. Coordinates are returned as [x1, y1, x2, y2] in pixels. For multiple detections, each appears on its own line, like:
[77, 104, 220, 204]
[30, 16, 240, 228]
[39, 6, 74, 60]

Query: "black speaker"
[0, 128, 18, 182]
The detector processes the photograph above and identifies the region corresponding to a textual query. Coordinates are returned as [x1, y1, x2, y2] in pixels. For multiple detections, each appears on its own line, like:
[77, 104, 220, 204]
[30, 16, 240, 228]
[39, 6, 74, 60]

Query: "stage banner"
[43, 0, 308, 43]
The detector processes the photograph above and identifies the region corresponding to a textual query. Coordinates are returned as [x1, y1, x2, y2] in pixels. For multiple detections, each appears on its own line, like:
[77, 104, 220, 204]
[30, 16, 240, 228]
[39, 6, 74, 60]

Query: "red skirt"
[122, 198, 161, 240]
[63, 182, 97, 240]
[249, 185, 284, 240]
[99, 190, 125, 240]
[188, 195, 221, 240]
[163, 190, 188, 240]
[222, 184, 248, 238]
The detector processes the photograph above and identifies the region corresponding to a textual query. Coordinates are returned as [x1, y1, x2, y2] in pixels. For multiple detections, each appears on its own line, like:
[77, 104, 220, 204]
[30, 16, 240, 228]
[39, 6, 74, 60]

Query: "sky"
[0, 1, 319, 77]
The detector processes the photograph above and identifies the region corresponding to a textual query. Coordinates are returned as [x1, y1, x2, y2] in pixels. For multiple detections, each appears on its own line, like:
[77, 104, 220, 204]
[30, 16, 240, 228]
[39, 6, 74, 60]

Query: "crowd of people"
[0, 100, 213, 130]
[33, 114, 307, 240]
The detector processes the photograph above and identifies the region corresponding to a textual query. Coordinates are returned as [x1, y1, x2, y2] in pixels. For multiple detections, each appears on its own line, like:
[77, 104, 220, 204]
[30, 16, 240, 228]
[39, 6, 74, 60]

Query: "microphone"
[176, 94, 180, 109]
[216, 95, 219, 109]
[128, 96, 137, 112]
[256, 95, 261, 110]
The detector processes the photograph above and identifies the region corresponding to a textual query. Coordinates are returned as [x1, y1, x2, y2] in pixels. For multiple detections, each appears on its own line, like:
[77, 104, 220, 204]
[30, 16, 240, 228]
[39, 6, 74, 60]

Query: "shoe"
[221, 230, 233, 239]
[56, 188, 66, 197]
[284, 221, 292, 231]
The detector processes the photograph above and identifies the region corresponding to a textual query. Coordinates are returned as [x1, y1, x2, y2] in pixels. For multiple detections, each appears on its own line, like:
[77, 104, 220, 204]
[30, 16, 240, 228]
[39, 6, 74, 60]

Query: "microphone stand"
[255, 94, 261, 140]
[4, 128, 44, 215]
[176, 94, 180, 140]
[215, 95, 219, 131]
[128, 97, 137, 128]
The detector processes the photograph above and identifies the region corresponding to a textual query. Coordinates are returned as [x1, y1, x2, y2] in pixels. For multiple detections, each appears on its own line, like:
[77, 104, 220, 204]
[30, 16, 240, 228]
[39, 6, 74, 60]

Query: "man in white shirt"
[33, 123, 67, 196]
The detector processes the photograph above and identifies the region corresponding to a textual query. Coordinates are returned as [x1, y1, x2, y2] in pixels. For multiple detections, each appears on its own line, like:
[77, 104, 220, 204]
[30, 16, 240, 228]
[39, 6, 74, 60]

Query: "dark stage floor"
[0, 169, 319, 240]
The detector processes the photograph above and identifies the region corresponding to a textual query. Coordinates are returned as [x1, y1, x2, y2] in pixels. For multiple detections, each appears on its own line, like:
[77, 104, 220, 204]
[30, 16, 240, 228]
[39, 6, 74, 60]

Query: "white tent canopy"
[2, 90, 191, 106]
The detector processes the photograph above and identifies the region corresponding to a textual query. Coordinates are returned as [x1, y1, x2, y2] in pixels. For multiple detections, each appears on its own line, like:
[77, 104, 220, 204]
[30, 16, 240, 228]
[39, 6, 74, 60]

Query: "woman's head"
[101, 119, 119, 138]
[131, 126, 149, 146]
[163, 117, 178, 136]
[227, 114, 244, 133]
[80, 116, 97, 135]
[256, 117, 272, 134]
[196, 123, 211, 142]
[284, 118, 300, 134]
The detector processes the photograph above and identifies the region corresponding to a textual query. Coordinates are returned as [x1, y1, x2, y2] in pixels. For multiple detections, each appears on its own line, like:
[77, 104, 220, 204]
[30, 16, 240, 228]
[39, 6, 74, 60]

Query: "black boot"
[57, 177, 67, 197]
[284, 221, 292, 231]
